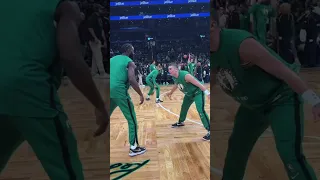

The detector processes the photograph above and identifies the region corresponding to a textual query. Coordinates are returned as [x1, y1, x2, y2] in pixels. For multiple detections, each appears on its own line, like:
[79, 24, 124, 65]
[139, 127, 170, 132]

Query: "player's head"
[157, 64, 162, 70]
[152, 60, 156, 64]
[121, 43, 134, 57]
[279, 3, 291, 14]
[168, 63, 179, 77]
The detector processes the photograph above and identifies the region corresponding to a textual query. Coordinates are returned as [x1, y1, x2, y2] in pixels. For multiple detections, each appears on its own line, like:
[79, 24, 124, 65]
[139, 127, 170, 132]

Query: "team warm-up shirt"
[0, 0, 63, 117]
[210, 29, 299, 110]
[146, 69, 159, 84]
[249, 3, 276, 44]
[110, 55, 133, 99]
[172, 71, 201, 97]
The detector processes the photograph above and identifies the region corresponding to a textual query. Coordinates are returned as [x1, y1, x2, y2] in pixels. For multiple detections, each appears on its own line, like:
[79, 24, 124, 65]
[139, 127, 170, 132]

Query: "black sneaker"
[129, 146, 147, 157]
[146, 97, 150, 101]
[156, 99, 163, 103]
[171, 122, 185, 128]
[202, 132, 210, 141]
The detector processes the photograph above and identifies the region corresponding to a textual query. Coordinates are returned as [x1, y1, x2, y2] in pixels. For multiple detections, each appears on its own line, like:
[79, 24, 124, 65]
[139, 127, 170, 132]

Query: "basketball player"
[146, 65, 163, 103]
[248, 0, 276, 44]
[211, 9, 320, 180]
[150, 60, 156, 72]
[110, 43, 147, 157]
[0, 1, 109, 179]
[166, 64, 210, 140]
[187, 54, 196, 76]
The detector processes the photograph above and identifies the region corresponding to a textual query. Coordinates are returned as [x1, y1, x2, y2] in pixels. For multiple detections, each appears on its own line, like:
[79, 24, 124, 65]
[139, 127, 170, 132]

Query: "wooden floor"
[110, 85, 211, 180]
[0, 79, 109, 180]
[211, 69, 320, 180]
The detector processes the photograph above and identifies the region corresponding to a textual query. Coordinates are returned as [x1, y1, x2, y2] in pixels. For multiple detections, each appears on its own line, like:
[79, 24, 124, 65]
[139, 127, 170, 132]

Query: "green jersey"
[149, 64, 156, 72]
[110, 55, 133, 99]
[172, 71, 201, 97]
[146, 69, 159, 82]
[188, 63, 195, 75]
[248, 4, 276, 44]
[210, 29, 299, 110]
[0, 0, 62, 117]
[240, 13, 250, 32]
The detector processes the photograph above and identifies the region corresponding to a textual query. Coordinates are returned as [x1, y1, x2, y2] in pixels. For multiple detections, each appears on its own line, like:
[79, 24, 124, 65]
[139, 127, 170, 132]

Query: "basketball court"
[211, 69, 320, 180]
[110, 85, 210, 180]
[0, 79, 109, 180]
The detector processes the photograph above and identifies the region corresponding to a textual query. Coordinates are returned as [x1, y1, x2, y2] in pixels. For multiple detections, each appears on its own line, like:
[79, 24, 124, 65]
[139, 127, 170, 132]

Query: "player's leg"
[194, 92, 210, 140]
[268, 95, 317, 180]
[110, 98, 118, 116]
[154, 81, 162, 103]
[146, 78, 154, 100]
[222, 106, 269, 180]
[0, 115, 24, 173]
[172, 96, 193, 128]
[11, 112, 84, 180]
[115, 97, 146, 157]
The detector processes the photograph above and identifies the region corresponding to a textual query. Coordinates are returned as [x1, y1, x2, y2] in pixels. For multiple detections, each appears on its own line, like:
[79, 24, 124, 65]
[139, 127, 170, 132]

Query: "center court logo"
[110, 159, 150, 180]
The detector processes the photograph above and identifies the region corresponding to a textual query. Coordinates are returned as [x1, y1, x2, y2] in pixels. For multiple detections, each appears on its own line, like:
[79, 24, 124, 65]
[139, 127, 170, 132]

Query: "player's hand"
[139, 95, 144, 105]
[312, 103, 320, 122]
[94, 38, 100, 44]
[94, 105, 109, 137]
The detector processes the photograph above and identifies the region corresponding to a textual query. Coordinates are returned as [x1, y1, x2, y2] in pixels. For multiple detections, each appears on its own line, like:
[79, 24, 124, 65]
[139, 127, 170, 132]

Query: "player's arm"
[185, 74, 210, 96]
[169, 84, 178, 95]
[55, 1, 106, 111]
[128, 62, 143, 97]
[87, 15, 99, 41]
[239, 38, 320, 106]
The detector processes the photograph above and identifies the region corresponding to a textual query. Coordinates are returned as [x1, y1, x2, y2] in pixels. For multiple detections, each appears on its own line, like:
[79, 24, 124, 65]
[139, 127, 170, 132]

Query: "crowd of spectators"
[111, 2, 210, 84]
[214, 0, 320, 67]
[76, 0, 110, 76]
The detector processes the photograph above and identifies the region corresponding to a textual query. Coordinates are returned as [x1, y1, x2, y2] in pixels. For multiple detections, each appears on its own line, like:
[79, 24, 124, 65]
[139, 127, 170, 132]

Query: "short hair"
[121, 43, 133, 53]
[169, 63, 178, 69]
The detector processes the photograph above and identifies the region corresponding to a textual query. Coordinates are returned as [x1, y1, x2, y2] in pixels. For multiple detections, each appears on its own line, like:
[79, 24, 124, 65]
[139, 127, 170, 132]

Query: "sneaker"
[129, 146, 147, 157]
[156, 99, 163, 103]
[171, 122, 185, 128]
[202, 132, 210, 141]
[146, 97, 150, 101]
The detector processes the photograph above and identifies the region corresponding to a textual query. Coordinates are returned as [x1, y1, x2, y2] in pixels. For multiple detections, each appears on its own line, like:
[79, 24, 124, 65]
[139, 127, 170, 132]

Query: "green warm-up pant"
[222, 94, 317, 180]
[146, 78, 160, 99]
[110, 97, 139, 146]
[178, 92, 210, 131]
[0, 112, 84, 180]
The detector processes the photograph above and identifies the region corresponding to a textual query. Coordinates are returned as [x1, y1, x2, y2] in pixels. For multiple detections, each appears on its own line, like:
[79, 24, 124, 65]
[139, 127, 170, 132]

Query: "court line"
[158, 91, 320, 179]
[158, 92, 225, 178]
[158, 92, 204, 126]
